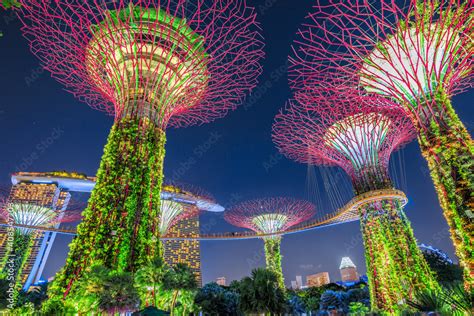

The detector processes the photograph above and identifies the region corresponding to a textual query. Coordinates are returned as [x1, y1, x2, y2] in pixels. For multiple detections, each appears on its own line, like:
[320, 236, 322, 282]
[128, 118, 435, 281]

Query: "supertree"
[0, 199, 82, 297]
[159, 181, 215, 236]
[288, 0, 473, 289]
[224, 198, 315, 289]
[15, 0, 264, 295]
[272, 90, 439, 312]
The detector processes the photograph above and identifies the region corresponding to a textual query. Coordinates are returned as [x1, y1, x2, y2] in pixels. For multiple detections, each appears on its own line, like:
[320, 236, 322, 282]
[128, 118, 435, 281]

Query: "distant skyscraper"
[339, 257, 359, 282]
[1, 172, 223, 290]
[163, 212, 202, 286]
[307, 272, 330, 287]
[291, 280, 298, 289]
[216, 277, 226, 286]
[296, 275, 303, 288]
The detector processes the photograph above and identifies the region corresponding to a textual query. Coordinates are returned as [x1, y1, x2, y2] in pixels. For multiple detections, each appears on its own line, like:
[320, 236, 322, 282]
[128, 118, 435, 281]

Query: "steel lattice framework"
[225, 197, 315, 289]
[273, 90, 415, 195]
[15, 0, 264, 298]
[0, 197, 84, 297]
[289, 0, 472, 124]
[17, 0, 264, 128]
[288, 0, 473, 290]
[0, 201, 84, 234]
[225, 198, 316, 235]
[272, 90, 440, 312]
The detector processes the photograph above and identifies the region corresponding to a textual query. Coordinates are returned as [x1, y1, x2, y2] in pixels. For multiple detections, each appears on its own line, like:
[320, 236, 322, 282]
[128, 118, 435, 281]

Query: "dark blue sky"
[0, 1, 472, 287]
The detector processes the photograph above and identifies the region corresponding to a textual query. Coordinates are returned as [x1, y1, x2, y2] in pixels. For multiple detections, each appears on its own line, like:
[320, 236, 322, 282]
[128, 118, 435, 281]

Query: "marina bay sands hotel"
[0, 172, 223, 290]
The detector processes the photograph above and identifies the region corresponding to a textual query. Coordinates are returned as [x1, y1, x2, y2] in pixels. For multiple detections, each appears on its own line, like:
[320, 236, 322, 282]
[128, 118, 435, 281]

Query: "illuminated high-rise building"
[339, 257, 359, 282]
[162, 209, 202, 286]
[0, 172, 222, 289]
[307, 272, 330, 288]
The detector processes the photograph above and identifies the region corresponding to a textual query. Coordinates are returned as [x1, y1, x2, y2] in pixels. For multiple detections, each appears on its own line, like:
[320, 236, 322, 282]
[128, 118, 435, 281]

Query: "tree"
[194, 282, 240, 316]
[162, 263, 197, 315]
[135, 257, 166, 307]
[287, 291, 306, 315]
[98, 270, 140, 314]
[320, 290, 349, 314]
[347, 287, 370, 308]
[67, 265, 140, 314]
[422, 250, 463, 286]
[15, 283, 48, 309]
[348, 302, 369, 315]
[300, 286, 324, 314]
[407, 289, 447, 313]
[67, 265, 109, 313]
[235, 268, 287, 315]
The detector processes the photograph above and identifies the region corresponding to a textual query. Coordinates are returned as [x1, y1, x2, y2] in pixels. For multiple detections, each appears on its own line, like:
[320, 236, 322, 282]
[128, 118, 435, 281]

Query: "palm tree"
[98, 270, 140, 315]
[162, 263, 197, 315]
[68, 264, 109, 313]
[236, 268, 287, 315]
[135, 257, 166, 307]
[441, 283, 473, 315]
[68, 265, 140, 314]
[252, 268, 287, 315]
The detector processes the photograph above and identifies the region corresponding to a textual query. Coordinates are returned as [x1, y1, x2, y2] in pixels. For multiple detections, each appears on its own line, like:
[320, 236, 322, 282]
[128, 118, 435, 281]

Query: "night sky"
[0, 1, 472, 287]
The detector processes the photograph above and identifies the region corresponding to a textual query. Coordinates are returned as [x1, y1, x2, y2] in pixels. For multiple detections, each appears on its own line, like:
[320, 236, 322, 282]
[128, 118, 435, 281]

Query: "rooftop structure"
[339, 257, 356, 270]
[339, 257, 359, 283]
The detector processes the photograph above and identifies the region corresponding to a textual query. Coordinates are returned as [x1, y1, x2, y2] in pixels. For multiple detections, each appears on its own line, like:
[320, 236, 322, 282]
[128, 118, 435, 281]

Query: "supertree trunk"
[415, 95, 474, 289]
[263, 237, 285, 289]
[359, 199, 439, 313]
[52, 116, 165, 297]
[1, 230, 35, 299]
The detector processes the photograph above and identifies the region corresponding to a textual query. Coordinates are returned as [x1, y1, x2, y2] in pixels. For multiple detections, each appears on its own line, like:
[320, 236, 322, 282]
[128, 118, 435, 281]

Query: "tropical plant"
[0, 276, 12, 309]
[14, 283, 48, 309]
[235, 268, 287, 315]
[67, 265, 140, 314]
[348, 301, 370, 315]
[41, 297, 76, 315]
[347, 287, 370, 308]
[135, 257, 166, 308]
[67, 264, 109, 313]
[10, 301, 35, 315]
[441, 283, 473, 315]
[422, 250, 464, 286]
[162, 263, 197, 315]
[320, 290, 349, 313]
[407, 289, 447, 313]
[287, 291, 306, 315]
[98, 270, 140, 314]
[194, 282, 240, 316]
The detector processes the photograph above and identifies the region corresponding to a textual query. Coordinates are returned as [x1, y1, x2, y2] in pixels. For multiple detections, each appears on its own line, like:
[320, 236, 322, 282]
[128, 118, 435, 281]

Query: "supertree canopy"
[0, 200, 83, 297]
[16, 0, 264, 295]
[289, 0, 473, 288]
[225, 198, 315, 288]
[274, 90, 415, 195]
[159, 200, 186, 235]
[272, 91, 439, 312]
[158, 181, 217, 236]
